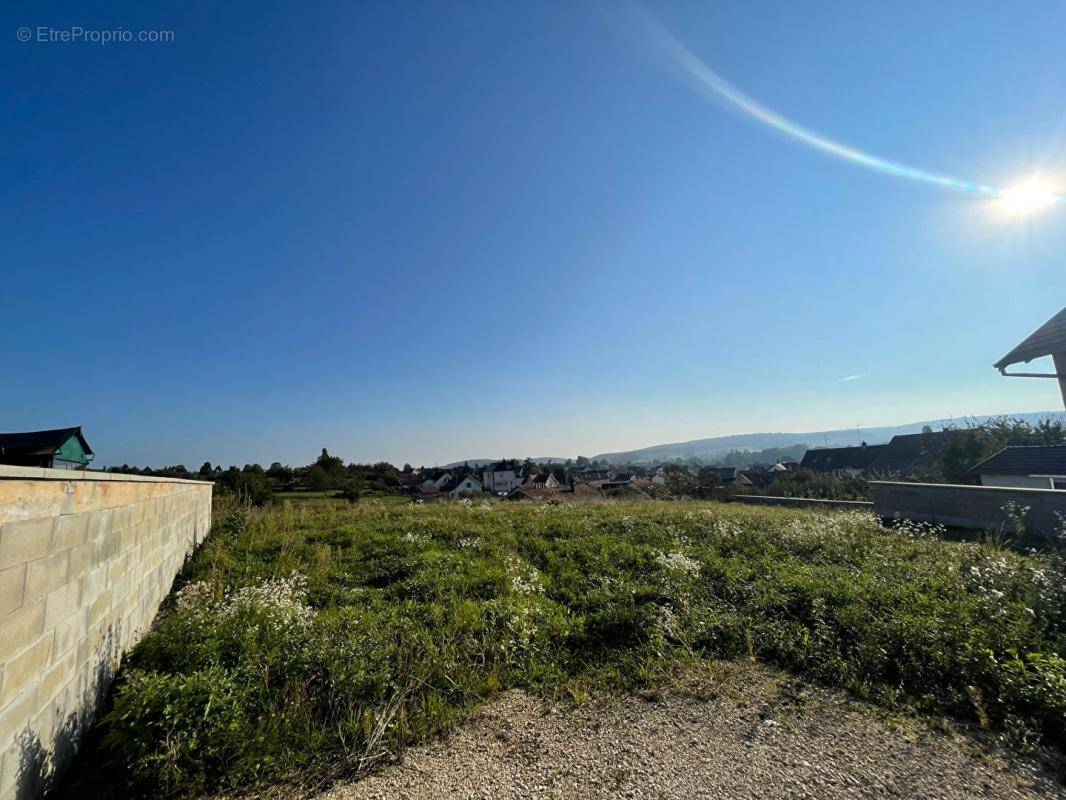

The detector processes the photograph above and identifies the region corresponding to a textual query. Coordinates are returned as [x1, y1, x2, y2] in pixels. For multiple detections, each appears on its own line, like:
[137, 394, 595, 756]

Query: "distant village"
[399, 425, 1066, 504]
[400, 458, 792, 502]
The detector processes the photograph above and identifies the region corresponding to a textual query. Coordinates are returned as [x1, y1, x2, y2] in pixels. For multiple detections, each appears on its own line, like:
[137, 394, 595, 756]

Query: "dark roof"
[995, 307, 1066, 370]
[966, 445, 1066, 476]
[0, 427, 92, 457]
[738, 469, 774, 487]
[598, 482, 652, 499]
[486, 460, 522, 474]
[864, 430, 956, 476]
[801, 444, 886, 472]
[574, 469, 610, 480]
[703, 466, 739, 480]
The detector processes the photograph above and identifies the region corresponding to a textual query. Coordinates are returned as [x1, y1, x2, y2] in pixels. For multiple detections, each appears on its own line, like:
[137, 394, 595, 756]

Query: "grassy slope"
[63, 499, 1066, 797]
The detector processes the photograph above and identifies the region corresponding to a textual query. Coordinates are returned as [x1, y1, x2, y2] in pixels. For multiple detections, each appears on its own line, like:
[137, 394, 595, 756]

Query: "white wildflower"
[655, 550, 701, 577]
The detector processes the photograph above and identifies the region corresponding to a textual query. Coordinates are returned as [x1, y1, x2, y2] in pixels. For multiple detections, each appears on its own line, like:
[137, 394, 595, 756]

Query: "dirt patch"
[316, 664, 1062, 800]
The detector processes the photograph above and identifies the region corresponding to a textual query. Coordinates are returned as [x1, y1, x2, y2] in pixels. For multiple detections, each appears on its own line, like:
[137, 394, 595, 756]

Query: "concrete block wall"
[0, 466, 212, 800]
[870, 480, 1066, 538]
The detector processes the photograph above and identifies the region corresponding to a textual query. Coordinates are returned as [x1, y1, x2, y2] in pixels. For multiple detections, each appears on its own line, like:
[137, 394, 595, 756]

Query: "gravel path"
[318, 664, 1063, 800]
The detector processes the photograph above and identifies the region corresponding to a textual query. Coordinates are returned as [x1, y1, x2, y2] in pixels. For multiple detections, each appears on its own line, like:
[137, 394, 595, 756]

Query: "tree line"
[107, 449, 406, 505]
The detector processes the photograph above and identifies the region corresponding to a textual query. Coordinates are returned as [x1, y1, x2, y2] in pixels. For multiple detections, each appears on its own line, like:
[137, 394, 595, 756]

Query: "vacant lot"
[61, 499, 1066, 798]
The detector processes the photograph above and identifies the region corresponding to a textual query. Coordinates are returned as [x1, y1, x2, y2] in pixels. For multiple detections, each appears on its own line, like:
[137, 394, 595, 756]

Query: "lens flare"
[629, 6, 1062, 213]
[997, 178, 1059, 215]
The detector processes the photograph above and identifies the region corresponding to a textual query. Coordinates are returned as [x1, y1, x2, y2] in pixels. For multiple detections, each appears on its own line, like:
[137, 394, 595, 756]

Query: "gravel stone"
[247, 665, 1066, 800]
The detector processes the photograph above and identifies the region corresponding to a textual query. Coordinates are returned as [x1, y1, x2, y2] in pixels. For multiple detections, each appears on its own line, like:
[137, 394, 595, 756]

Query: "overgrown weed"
[65, 499, 1066, 797]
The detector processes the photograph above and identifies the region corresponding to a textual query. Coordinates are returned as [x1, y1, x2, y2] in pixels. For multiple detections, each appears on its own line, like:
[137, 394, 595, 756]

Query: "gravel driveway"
[317, 664, 1063, 800]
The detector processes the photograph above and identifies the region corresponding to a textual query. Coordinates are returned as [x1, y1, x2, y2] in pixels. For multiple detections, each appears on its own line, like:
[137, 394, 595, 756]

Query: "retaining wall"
[0, 466, 212, 800]
[869, 481, 1066, 538]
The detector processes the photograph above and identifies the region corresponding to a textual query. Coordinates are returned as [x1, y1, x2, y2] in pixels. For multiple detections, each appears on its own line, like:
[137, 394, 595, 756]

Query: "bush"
[766, 468, 869, 500]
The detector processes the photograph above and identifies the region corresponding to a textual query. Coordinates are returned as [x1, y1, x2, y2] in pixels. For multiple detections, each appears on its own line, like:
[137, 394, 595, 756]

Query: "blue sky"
[2, 1, 1065, 468]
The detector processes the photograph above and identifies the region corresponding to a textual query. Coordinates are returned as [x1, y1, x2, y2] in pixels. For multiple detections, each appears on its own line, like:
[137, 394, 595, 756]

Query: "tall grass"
[71, 498, 1066, 797]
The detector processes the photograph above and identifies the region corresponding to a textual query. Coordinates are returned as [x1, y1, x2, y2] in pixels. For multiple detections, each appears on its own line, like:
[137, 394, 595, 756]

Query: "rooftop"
[994, 307, 1066, 371]
[966, 445, 1066, 477]
[0, 426, 93, 459]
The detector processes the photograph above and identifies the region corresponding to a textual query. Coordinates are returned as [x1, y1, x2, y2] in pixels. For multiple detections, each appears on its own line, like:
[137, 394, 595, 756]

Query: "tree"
[767, 468, 869, 501]
[266, 462, 294, 488]
[314, 448, 347, 488]
[338, 476, 363, 503]
[663, 465, 696, 499]
[307, 463, 331, 491]
[218, 465, 273, 506]
[931, 418, 1066, 483]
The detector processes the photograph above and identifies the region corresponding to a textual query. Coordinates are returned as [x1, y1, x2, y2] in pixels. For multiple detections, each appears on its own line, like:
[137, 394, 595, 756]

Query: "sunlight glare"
[997, 177, 1058, 215]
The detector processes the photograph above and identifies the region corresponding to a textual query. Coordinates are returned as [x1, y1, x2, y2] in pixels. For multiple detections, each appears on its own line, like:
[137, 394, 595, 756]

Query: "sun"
[997, 177, 1059, 215]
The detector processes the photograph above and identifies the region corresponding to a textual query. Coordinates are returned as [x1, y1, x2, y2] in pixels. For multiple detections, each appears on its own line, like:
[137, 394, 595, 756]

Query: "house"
[546, 466, 570, 487]
[801, 443, 886, 477]
[482, 460, 525, 495]
[505, 485, 562, 502]
[598, 481, 652, 500]
[738, 469, 774, 489]
[966, 445, 1066, 490]
[444, 474, 484, 497]
[413, 470, 453, 492]
[0, 427, 94, 470]
[995, 306, 1066, 410]
[608, 471, 633, 484]
[525, 473, 560, 489]
[697, 466, 754, 487]
[863, 429, 958, 478]
[413, 484, 442, 502]
[801, 431, 960, 479]
[766, 461, 798, 475]
[573, 469, 610, 482]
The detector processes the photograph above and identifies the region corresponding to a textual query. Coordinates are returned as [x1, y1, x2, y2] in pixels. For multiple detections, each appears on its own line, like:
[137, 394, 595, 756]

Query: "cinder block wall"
[870, 480, 1066, 537]
[0, 466, 212, 800]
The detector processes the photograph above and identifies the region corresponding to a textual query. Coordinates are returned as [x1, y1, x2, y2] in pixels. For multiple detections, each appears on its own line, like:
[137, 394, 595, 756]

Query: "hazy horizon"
[83, 404, 1065, 470]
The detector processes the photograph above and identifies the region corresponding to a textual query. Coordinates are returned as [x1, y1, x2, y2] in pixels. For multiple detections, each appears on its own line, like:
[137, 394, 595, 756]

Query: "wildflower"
[506, 555, 544, 595]
[655, 550, 701, 577]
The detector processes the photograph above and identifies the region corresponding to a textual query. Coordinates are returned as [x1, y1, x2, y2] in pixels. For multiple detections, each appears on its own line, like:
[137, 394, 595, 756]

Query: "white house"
[448, 475, 483, 497]
[483, 461, 525, 495]
[418, 471, 453, 491]
[524, 473, 560, 489]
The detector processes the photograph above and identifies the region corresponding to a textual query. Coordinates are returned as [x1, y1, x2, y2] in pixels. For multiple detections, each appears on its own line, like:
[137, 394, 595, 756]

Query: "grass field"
[271, 490, 345, 504]
[63, 498, 1066, 798]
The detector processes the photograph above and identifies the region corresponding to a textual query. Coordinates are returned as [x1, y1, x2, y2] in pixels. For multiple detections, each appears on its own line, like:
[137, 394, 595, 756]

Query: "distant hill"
[591, 411, 1066, 465]
[441, 457, 569, 469]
